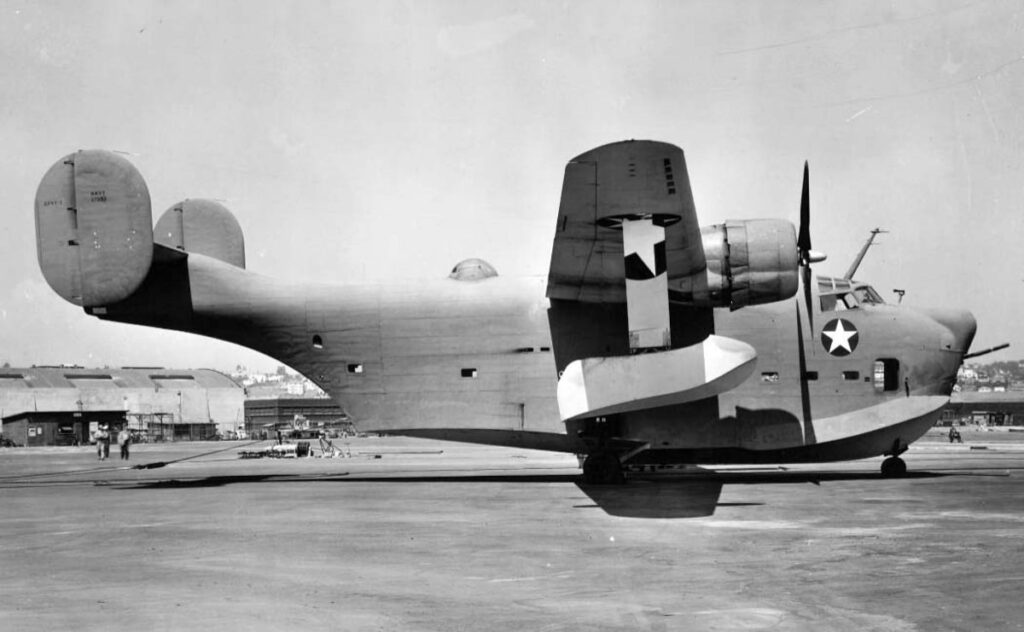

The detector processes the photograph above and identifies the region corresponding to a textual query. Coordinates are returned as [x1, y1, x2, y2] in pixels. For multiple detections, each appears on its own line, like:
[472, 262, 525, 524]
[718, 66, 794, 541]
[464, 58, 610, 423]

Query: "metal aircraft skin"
[33, 141, 977, 483]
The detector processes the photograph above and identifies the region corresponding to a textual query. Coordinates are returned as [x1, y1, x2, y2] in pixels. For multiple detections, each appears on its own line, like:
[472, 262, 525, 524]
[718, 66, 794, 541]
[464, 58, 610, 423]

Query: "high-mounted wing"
[546, 141, 756, 421]
[546, 140, 706, 304]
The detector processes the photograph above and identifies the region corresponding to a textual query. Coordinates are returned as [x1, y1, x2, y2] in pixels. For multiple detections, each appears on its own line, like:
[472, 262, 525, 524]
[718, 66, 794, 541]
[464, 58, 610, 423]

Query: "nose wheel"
[880, 456, 907, 478]
[582, 451, 625, 485]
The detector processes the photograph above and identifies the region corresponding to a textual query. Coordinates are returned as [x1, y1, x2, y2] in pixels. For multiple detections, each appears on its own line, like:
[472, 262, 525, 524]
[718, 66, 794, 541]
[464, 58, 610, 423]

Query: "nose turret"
[909, 307, 977, 396]
[921, 308, 977, 356]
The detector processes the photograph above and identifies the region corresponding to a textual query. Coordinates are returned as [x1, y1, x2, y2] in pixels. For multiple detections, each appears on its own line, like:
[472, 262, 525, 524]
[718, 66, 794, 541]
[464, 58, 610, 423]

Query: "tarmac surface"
[2, 429, 1024, 631]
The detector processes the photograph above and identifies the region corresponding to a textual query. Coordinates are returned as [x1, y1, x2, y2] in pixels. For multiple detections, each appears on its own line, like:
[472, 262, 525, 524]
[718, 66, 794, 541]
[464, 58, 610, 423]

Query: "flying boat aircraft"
[33, 141, 982, 484]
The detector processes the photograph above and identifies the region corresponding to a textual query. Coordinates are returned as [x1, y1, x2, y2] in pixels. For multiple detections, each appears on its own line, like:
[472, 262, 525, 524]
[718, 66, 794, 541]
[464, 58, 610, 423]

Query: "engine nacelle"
[671, 219, 799, 309]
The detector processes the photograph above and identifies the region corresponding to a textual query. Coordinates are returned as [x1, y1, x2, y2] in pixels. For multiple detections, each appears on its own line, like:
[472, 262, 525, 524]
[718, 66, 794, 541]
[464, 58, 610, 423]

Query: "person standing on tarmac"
[117, 426, 132, 460]
[948, 425, 963, 444]
[95, 425, 110, 460]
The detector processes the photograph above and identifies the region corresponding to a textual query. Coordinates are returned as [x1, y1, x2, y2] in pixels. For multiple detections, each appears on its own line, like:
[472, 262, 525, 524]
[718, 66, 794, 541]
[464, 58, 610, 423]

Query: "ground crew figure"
[118, 426, 132, 460]
[95, 425, 110, 460]
[318, 431, 338, 457]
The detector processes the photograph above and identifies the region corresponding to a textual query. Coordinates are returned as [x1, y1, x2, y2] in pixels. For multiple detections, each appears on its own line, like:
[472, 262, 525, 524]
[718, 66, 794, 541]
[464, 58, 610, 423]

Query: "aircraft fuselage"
[38, 146, 977, 473]
[93, 249, 973, 465]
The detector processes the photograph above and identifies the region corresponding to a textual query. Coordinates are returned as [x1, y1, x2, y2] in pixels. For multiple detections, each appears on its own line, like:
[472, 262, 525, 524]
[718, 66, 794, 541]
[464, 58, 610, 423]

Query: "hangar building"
[244, 397, 350, 438]
[2, 409, 127, 447]
[0, 367, 244, 444]
[941, 391, 1024, 427]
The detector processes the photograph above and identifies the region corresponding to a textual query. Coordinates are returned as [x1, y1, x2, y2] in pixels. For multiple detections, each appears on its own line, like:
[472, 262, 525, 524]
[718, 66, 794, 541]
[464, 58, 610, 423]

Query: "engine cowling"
[671, 219, 799, 309]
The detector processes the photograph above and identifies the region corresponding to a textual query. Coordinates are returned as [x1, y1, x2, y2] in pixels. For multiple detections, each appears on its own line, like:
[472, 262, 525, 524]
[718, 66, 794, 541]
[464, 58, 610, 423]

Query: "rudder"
[35, 150, 154, 307]
[154, 199, 245, 268]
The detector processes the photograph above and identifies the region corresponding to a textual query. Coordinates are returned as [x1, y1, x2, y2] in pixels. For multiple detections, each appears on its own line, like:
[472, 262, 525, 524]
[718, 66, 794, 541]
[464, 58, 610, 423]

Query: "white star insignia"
[822, 319, 858, 354]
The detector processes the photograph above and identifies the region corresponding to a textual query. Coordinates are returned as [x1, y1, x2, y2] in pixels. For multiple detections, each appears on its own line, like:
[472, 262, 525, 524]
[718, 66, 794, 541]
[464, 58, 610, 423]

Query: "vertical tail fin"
[35, 150, 154, 307]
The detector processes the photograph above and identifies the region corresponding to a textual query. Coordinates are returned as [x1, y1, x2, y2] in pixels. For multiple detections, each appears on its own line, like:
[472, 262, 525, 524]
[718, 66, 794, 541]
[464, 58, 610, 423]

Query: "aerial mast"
[844, 227, 886, 280]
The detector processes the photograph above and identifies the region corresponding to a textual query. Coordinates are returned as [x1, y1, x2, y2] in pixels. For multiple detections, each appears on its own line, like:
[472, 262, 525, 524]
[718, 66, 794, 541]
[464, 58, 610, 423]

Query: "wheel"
[582, 451, 625, 485]
[880, 456, 907, 478]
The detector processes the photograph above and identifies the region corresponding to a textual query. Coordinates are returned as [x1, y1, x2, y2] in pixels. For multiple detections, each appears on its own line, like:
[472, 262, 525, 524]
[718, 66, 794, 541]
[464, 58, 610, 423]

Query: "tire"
[880, 457, 907, 478]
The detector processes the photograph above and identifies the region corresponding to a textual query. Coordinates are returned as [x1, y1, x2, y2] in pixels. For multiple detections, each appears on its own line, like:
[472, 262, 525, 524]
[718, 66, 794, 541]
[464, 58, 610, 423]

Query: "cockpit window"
[817, 276, 884, 312]
[854, 286, 884, 304]
[819, 293, 857, 311]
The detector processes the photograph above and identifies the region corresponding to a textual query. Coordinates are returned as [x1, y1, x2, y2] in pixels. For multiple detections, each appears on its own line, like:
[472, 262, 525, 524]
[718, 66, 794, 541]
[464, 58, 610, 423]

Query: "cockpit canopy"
[818, 276, 884, 312]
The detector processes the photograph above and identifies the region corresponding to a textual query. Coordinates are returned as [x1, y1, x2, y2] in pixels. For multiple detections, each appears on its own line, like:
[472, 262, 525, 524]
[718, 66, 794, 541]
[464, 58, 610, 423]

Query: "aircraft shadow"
[105, 467, 967, 518]
[118, 472, 729, 517]
[576, 479, 730, 518]
[576, 470, 948, 518]
[122, 472, 576, 489]
[122, 473, 355, 489]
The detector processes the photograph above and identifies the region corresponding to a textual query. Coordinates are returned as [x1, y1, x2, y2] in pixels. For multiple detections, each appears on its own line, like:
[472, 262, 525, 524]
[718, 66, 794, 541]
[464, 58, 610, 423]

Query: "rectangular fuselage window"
[842, 370, 860, 381]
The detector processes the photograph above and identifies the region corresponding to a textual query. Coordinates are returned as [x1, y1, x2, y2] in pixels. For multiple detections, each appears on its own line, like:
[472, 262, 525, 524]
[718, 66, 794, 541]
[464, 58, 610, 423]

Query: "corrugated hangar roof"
[0, 367, 241, 390]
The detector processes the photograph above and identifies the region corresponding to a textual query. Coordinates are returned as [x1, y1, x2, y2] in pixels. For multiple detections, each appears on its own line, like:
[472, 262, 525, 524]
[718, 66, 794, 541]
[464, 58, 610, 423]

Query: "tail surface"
[35, 150, 245, 310]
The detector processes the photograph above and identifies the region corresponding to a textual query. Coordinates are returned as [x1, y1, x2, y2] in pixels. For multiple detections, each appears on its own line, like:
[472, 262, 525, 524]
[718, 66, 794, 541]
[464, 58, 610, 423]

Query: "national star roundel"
[820, 318, 859, 356]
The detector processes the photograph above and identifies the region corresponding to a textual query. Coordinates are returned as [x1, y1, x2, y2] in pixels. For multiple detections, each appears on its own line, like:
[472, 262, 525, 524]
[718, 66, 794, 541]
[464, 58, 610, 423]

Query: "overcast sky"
[2, 0, 1022, 372]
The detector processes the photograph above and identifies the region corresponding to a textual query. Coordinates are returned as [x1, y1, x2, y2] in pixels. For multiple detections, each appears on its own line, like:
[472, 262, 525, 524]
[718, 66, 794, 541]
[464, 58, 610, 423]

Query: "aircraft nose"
[922, 308, 977, 354]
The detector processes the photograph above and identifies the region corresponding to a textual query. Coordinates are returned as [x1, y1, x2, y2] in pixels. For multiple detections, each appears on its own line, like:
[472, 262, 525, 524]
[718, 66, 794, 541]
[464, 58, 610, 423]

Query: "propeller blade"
[798, 161, 810, 258]
[803, 264, 814, 334]
[798, 161, 816, 332]
[795, 303, 815, 444]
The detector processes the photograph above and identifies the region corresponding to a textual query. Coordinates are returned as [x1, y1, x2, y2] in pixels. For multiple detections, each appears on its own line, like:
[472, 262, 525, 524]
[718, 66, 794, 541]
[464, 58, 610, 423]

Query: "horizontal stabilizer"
[35, 150, 154, 307]
[557, 335, 757, 421]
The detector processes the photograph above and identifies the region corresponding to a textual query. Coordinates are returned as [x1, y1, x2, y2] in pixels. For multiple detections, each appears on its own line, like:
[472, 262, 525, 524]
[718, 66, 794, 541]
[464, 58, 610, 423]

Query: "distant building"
[941, 391, 1024, 427]
[2, 410, 127, 447]
[0, 367, 244, 442]
[244, 397, 350, 438]
[245, 378, 326, 400]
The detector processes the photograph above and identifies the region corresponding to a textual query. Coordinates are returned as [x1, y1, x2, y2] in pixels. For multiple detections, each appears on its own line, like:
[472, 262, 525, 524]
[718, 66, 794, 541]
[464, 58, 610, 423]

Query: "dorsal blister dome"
[449, 258, 498, 281]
